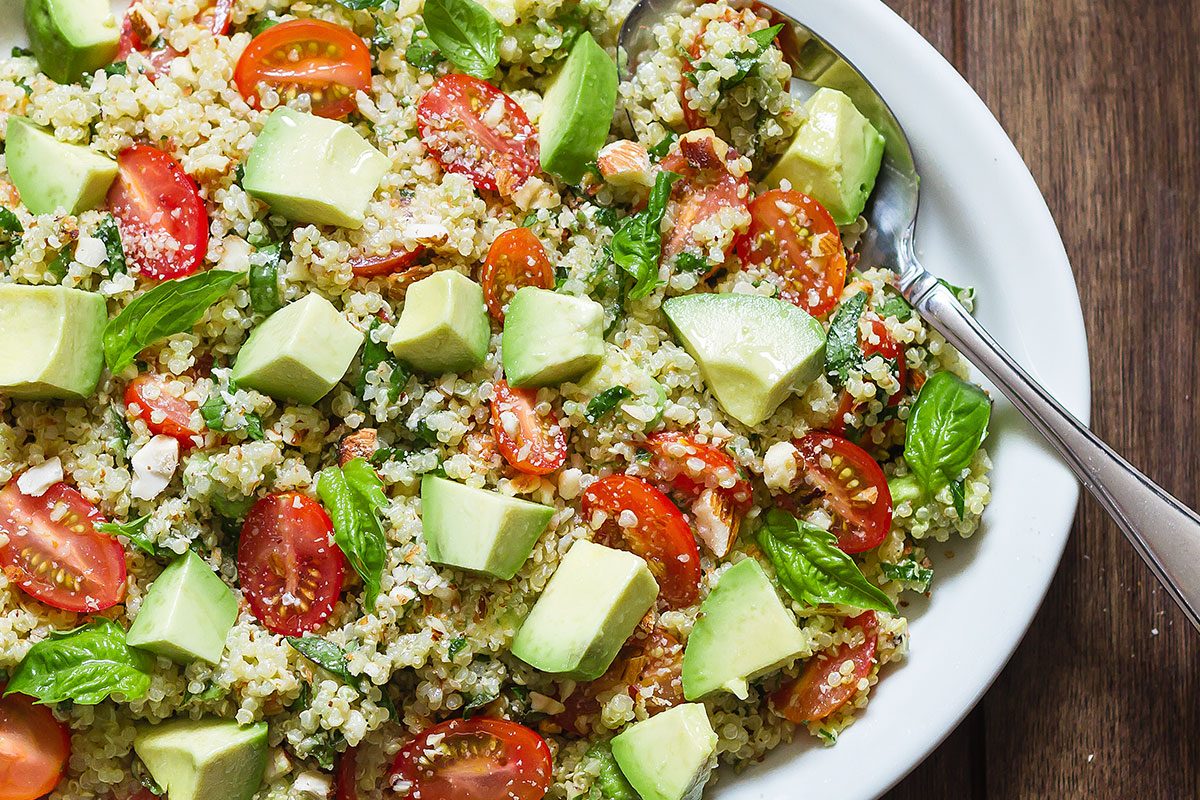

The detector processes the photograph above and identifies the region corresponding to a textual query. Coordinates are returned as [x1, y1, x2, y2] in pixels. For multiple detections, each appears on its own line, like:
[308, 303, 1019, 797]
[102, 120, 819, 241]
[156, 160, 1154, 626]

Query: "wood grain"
[879, 0, 1200, 796]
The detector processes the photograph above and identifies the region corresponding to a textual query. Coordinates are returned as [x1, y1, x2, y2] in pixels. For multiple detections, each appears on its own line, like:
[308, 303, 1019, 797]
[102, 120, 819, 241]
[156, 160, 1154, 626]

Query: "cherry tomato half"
[739, 189, 848, 317]
[389, 718, 552, 800]
[771, 611, 878, 723]
[641, 431, 751, 508]
[199, 0, 234, 36]
[480, 228, 554, 322]
[235, 20, 372, 119]
[125, 374, 202, 448]
[0, 690, 71, 800]
[490, 381, 567, 476]
[238, 492, 345, 636]
[792, 433, 892, 553]
[115, 10, 181, 77]
[349, 247, 425, 278]
[0, 479, 126, 612]
[416, 75, 539, 194]
[334, 747, 360, 800]
[107, 145, 209, 281]
[659, 133, 750, 274]
[581, 474, 701, 609]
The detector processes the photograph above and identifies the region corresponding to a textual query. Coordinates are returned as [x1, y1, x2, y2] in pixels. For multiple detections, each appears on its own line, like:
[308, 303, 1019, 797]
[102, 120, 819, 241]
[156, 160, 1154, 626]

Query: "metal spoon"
[619, 0, 1200, 631]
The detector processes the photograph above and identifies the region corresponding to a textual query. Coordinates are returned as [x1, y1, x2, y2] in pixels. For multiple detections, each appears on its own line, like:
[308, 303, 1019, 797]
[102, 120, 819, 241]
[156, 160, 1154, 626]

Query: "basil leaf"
[371, 15, 394, 53]
[108, 406, 131, 462]
[300, 729, 346, 770]
[903, 371, 991, 498]
[317, 464, 387, 611]
[586, 252, 628, 336]
[462, 687, 500, 717]
[447, 637, 468, 659]
[6, 619, 154, 705]
[824, 291, 867, 385]
[647, 130, 678, 162]
[692, 23, 783, 91]
[585, 386, 632, 423]
[757, 510, 896, 613]
[331, 0, 388, 8]
[104, 61, 128, 77]
[244, 412, 265, 441]
[286, 636, 363, 690]
[95, 515, 165, 558]
[200, 384, 265, 440]
[938, 277, 976, 306]
[248, 244, 284, 316]
[96, 215, 127, 275]
[948, 478, 966, 519]
[876, 288, 912, 322]
[0, 207, 23, 235]
[423, 0, 501, 79]
[611, 171, 680, 300]
[104, 270, 245, 374]
[47, 248, 71, 282]
[881, 559, 933, 592]
[358, 319, 409, 405]
[586, 743, 637, 800]
[405, 31, 444, 72]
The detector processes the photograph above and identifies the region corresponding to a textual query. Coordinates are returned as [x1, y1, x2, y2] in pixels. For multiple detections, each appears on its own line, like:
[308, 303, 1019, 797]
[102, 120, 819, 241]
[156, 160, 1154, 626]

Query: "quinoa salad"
[0, 1, 994, 799]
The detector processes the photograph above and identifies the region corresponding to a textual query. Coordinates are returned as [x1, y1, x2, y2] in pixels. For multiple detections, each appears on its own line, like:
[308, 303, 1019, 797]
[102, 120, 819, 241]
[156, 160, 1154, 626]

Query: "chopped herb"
[824, 291, 867, 385]
[359, 318, 410, 406]
[881, 559, 934, 592]
[0, 208, 22, 235]
[370, 15, 394, 53]
[447, 637, 468, 659]
[286, 636, 363, 691]
[331, 0, 388, 8]
[299, 729, 346, 771]
[16, 79, 32, 97]
[233, 163, 245, 186]
[594, 205, 618, 229]
[108, 407, 132, 461]
[134, 760, 165, 795]
[816, 727, 838, 745]
[244, 412, 265, 441]
[248, 242, 286, 316]
[96, 215, 127, 275]
[586, 252, 627, 337]
[648, 130, 678, 162]
[691, 23, 783, 91]
[585, 386, 632, 423]
[47, 248, 71, 282]
[103, 62, 128, 77]
[462, 688, 500, 717]
[521, 212, 540, 228]
[554, 265, 569, 290]
[11, 47, 33, 58]
[95, 515, 166, 558]
[876, 288, 913, 321]
[422, 0, 500, 79]
[405, 32, 444, 72]
[414, 419, 440, 446]
[249, 13, 283, 34]
[370, 446, 397, 465]
[200, 384, 266, 441]
[183, 683, 225, 704]
[611, 170, 680, 300]
[673, 251, 709, 273]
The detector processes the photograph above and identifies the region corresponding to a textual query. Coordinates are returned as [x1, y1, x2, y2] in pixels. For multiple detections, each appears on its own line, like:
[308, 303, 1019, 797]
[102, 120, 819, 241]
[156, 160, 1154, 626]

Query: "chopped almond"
[597, 140, 655, 189]
[338, 428, 378, 467]
[691, 487, 742, 557]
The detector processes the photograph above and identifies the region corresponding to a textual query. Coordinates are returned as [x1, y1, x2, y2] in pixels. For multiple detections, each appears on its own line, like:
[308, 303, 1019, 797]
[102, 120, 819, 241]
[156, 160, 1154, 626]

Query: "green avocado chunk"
[420, 475, 554, 579]
[243, 108, 390, 229]
[127, 551, 238, 665]
[611, 704, 718, 800]
[388, 271, 490, 374]
[681, 558, 807, 700]
[502, 287, 605, 388]
[6, 117, 118, 216]
[134, 717, 268, 800]
[511, 540, 658, 681]
[539, 32, 618, 184]
[0, 284, 107, 400]
[766, 87, 885, 225]
[232, 293, 364, 405]
[24, 0, 120, 84]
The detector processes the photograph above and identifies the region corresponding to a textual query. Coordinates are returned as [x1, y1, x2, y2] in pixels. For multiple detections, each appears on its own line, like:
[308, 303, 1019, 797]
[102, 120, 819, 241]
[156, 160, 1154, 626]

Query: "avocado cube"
[420, 475, 554, 579]
[663, 293, 826, 428]
[611, 704, 718, 800]
[6, 117, 118, 216]
[24, 0, 120, 85]
[127, 551, 238, 665]
[539, 32, 618, 184]
[512, 540, 658, 681]
[765, 87, 886, 225]
[502, 287, 605, 388]
[232, 293, 363, 405]
[0, 284, 107, 400]
[388, 271, 490, 375]
[681, 559, 807, 700]
[243, 108, 390, 229]
[134, 717, 268, 800]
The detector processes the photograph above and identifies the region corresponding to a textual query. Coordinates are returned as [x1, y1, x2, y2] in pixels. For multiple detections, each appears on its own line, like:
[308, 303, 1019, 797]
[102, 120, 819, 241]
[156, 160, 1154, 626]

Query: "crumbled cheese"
[293, 769, 333, 799]
[130, 435, 180, 501]
[74, 235, 106, 268]
[16, 457, 63, 497]
[762, 441, 800, 491]
[529, 692, 566, 715]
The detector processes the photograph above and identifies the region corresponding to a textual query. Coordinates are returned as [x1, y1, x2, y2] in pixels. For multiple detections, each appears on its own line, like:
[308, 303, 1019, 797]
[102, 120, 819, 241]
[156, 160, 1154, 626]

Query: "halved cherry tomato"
[490, 381, 567, 476]
[238, 492, 345, 636]
[389, 718, 552, 800]
[416, 75, 539, 194]
[659, 133, 750, 274]
[107, 145, 209, 281]
[334, 747, 359, 800]
[115, 11, 181, 77]
[199, 0, 234, 35]
[349, 247, 425, 278]
[792, 433, 892, 553]
[771, 611, 878, 723]
[739, 189, 848, 317]
[581, 475, 701, 609]
[0, 690, 71, 800]
[235, 20, 372, 119]
[480, 228, 554, 322]
[0, 479, 126, 612]
[124, 374, 202, 448]
[641, 431, 751, 507]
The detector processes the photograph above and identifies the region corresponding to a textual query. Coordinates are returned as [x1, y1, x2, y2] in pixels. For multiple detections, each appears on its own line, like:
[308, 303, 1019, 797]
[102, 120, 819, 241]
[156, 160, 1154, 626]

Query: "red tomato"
[490, 381, 567, 476]
[334, 748, 359, 800]
[480, 228, 554, 322]
[641, 431, 751, 508]
[124, 374, 202, 448]
[0, 690, 71, 800]
[680, 9, 778, 130]
[389, 718, 552, 800]
[829, 316, 908, 434]
[107, 145, 209, 281]
[771, 611, 878, 723]
[739, 189, 848, 317]
[416, 75, 539, 194]
[349, 247, 425, 278]
[659, 134, 750, 273]
[237, 492, 345, 636]
[792, 433, 892, 553]
[115, 12, 181, 77]
[0, 480, 126, 612]
[581, 475, 701, 609]
[199, 0, 234, 35]
[234, 20, 372, 119]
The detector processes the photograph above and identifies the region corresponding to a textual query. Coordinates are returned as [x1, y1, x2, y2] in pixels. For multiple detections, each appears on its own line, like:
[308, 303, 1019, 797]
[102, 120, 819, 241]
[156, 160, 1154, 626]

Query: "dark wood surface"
[879, 0, 1200, 797]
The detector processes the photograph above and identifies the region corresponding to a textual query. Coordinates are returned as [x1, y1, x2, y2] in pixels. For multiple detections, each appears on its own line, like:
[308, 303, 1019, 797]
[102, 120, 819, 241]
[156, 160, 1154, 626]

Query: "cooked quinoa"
[0, 1, 992, 799]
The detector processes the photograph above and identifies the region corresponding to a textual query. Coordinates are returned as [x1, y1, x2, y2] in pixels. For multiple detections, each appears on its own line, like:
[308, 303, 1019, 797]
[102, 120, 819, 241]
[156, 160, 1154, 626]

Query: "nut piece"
[597, 140, 655, 189]
[338, 428, 378, 467]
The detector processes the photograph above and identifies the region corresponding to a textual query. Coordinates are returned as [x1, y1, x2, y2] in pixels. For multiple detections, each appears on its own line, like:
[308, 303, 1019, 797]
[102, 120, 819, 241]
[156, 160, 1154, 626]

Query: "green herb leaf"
[104, 270, 245, 374]
[244, 412, 265, 441]
[585, 386, 632, 423]
[317, 463, 387, 611]
[95, 515, 165, 558]
[586, 252, 628, 336]
[331, 0, 388, 8]
[903, 371, 990, 499]
[447, 637, 468, 659]
[611, 171, 680, 300]
[824, 291, 867, 385]
[300, 729, 346, 771]
[248, 243, 284, 316]
[949, 478, 966, 519]
[647, 130, 678, 162]
[103, 62, 128, 77]
[423, 0, 501, 79]
[692, 23, 783, 91]
[108, 407, 132, 461]
[11, 47, 33, 58]
[47, 248, 71, 282]
[286, 636, 363, 690]
[881, 559, 933, 592]
[757, 510, 896, 613]
[358, 319, 409, 405]
[673, 251, 709, 274]
[96, 215, 127, 275]
[585, 743, 637, 800]
[371, 15, 394, 53]
[198, 392, 229, 431]
[938, 277, 976, 306]
[405, 31, 444, 73]
[0, 208, 23, 235]
[6, 619, 154, 705]
[875, 288, 912, 322]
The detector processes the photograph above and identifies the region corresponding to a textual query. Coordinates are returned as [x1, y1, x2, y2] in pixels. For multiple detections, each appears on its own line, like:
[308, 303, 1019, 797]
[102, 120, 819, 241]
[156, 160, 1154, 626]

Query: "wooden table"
[879, 0, 1200, 796]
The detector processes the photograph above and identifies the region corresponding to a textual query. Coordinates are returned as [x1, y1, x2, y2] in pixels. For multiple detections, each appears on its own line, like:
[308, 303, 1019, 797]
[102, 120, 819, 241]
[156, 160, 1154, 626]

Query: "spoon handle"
[904, 269, 1200, 632]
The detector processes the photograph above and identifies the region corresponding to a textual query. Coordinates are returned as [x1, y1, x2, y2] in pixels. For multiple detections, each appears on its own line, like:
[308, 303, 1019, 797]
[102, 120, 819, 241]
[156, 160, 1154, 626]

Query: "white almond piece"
[16, 457, 63, 497]
[293, 769, 334, 799]
[75, 235, 107, 268]
[762, 441, 800, 491]
[130, 435, 180, 501]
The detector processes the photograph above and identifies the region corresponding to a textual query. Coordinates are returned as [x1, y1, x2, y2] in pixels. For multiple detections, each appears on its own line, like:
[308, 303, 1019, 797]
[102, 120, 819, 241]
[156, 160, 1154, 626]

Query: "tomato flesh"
[792, 433, 892, 553]
[235, 20, 372, 119]
[0, 690, 71, 800]
[581, 474, 701, 609]
[490, 381, 567, 476]
[349, 247, 425, 278]
[416, 75, 539, 194]
[335, 747, 359, 800]
[389, 718, 552, 800]
[481, 228, 554, 322]
[0, 479, 126, 612]
[829, 316, 908, 434]
[659, 134, 749, 274]
[125, 374, 202, 448]
[772, 611, 878, 723]
[238, 492, 345, 636]
[641, 431, 751, 507]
